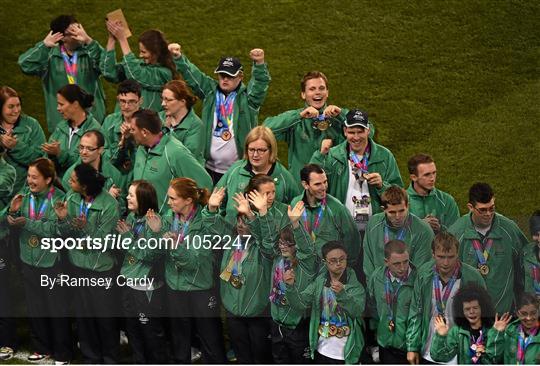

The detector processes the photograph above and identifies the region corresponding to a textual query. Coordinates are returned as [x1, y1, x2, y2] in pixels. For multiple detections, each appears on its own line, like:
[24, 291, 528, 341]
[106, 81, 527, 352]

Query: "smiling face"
[126, 184, 139, 213]
[27, 166, 52, 194]
[68, 170, 83, 194]
[517, 303, 539, 331]
[468, 198, 496, 229]
[302, 172, 328, 202]
[139, 42, 157, 64]
[301, 77, 328, 110]
[78, 134, 103, 165]
[2, 96, 21, 124]
[344, 126, 370, 153]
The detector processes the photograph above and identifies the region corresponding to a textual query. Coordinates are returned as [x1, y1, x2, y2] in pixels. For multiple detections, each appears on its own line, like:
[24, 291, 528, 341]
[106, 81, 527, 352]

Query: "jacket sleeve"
[377, 152, 404, 194]
[18, 42, 50, 77]
[366, 274, 379, 329]
[122, 52, 172, 90]
[510, 223, 528, 296]
[9, 120, 46, 164]
[201, 207, 233, 236]
[169, 144, 213, 191]
[484, 327, 505, 364]
[99, 49, 125, 83]
[183, 126, 204, 161]
[336, 278, 365, 320]
[85, 40, 105, 76]
[411, 227, 435, 269]
[406, 275, 424, 352]
[263, 110, 303, 142]
[60, 200, 120, 242]
[339, 207, 361, 266]
[285, 279, 316, 312]
[246, 62, 271, 114]
[441, 196, 460, 231]
[173, 54, 216, 99]
[247, 213, 275, 258]
[362, 228, 376, 282]
[429, 326, 459, 363]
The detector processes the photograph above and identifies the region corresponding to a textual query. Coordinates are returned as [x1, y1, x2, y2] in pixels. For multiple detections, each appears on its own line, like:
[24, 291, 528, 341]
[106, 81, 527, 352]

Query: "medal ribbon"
[532, 265, 540, 296]
[172, 206, 197, 243]
[384, 268, 407, 323]
[302, 197, 326, 241]
[471, 238, 493, 267]
[29, 187, 55, 220]
[383, 217, 410, 244]
[231, 237, 249, 276]
[79, 197, 94, 218]
[516, 324, 538, 364]
[132, 218, 145, 238]
[320, 286, 337, 337]
[433, 262, 461, 315]
[214, 91, 236, 136]
[269, 258, 292, 304]
[468, 330, 484, 364]
[60, 45, 78, 84]
[349, 143, 371, 175]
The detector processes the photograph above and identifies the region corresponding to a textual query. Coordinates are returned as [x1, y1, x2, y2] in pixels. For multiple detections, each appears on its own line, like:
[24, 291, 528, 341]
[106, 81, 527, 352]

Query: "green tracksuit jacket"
[263, 105, 347, 181]
[100, 51, 172, 112]
[215, 160, 300, 223]
[363, 212, 434, 280]
[407, 184, 460, 232]
[310, 139, 403, 214]
[430, 325, 499, 364]
[162, 205, 215, 291]
[201, 207, 273, 317]
[3, 115, 46, 193]
[449, 213, 528, 313]
[18, 40, 106, 133]
[406, 260, 486, 353]
[57, 190, 119, 272]
[119, 212, 164, 281]
[100, 111, 137, 175]
[159, 109, 205, 164]
[258, 213, 317, 328]
[487, 320, 540, 364]
[132, 134, 213, 213]
[174, 54, 271, 162]
[523, 242, 540, 296]
[290, 192, 361, 263]
[0, 186, 64, 267]
[0, 158, 16, 211]
[367, 265, 417, 351]
[47, 114, 102, 178]
[285, 267, 365, 364]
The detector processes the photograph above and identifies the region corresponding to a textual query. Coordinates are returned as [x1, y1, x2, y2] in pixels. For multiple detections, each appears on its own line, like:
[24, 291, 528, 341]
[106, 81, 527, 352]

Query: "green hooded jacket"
[449, 213, 528, 313]
[310, 139, 403, 214]
[431, 325, 499, 364]
[406, 183, 460, 232]
[18, 40, 106, 133]
[3, 115, 46, 193]
[363, 212, 434, 280]
[159, 109, 205, 164]
[285, 267, 365, 364]
[174, 54, 271, 162]
[487, 320, 540, 364]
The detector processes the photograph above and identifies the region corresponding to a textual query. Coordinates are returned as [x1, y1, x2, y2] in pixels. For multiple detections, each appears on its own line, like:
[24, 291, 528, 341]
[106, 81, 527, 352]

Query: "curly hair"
[452, 283, 495, 329]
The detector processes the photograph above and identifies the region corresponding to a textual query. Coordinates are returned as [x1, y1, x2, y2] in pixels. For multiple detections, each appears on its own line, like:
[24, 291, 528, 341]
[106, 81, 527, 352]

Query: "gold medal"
[336, 327, 344, 338]
[342, 325, 351, 336]
[28, 235, 39, 248]
[280, 297, 288, 306]
[230, 275, 243, 289]
[221, 130, 232, 141]
[388, 319, 395, 332]
[318, 324, 324, 336]
[317, 120, 329, 131]
[329, 324, 338, 336]
[478, 264, 489, 276]
[128, 255, 136, 265]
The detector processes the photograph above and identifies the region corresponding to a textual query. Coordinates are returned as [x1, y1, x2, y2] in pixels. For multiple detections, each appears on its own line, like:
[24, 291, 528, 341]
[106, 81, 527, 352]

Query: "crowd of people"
[0, 13, 538, 365]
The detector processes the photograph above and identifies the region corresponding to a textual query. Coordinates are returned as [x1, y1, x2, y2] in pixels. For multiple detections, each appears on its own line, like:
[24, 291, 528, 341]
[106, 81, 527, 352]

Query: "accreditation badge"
[28, 235, 39, 248]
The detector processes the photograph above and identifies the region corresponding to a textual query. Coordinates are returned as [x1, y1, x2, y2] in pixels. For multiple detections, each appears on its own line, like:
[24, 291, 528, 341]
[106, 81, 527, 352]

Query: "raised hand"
[247, 190, 267, 215]
[106, 20, 127, 41]
[320, 138, 333, 154]
[434, 315, 449, 336]
[232, 193, 253, 218]
[493, 312, 512, 332]
[9, 194, 24, 213]
[43, 31, 64, 48]
[287, 201, 305, 228]
[249, 48, 265, 64]
[168, 43, 182, 58]
[145, 209, 162, 233]
[208, 187, 226, 212]
[300, 106, 319, 119]
[108, 185, 121, 199]
[323, 105, 341, 118]
[66, 23, 92, 45]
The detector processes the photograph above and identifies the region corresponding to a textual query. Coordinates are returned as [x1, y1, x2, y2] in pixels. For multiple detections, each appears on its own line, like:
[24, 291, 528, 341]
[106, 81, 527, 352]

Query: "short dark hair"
[300, 164, 324, 184]
[74, 163, 106, 197]
[432, 231, 459, 253]
[132, 109, 162, 134]
[322, 241, 347, 260]
[452, 284, 495, 329]
[50, 14, 77, 35]
[82, 129, 105, 148]
[407, 153, 434, 175]
[529, 210, 540, 236]
[381, 185, 408, 208]
[130, 180, 158, 217]
[301, 71, 328, 92]
[279, 225, 295, 245]
[384, 240, 409, 259]
[57, 84, 94, 109]
[516, 292, 539, 312]
[117, 79, 142, 97]
[468, 183, 494, 205]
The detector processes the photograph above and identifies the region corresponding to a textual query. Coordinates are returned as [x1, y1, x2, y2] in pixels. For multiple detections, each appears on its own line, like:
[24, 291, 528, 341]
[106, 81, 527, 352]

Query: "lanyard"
[60, 45, 78, 84]
[384, 268, 407, 322]
[433, 263, 460, 315]
[29, 187, 54, 220]
[132, 218, 145, 238]
[79, 197, 94, 218]
[517, 325, 538, 364]
[302, 197, 326, 241]
[231, 238, 249, 276]
[349, 143, 370, 174]
[471, 238, 494, 266]
[384, 218, 409, 243]
[532, 265, 540, 296]
[469, 329, 484, 364]
[214, 91, 236, 134]
[269, 258, 293, 304]
[172, 205, 197, 243]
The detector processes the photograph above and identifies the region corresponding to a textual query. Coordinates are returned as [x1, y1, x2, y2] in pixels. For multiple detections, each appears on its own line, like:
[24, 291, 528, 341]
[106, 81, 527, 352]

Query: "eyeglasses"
[325, 257, 347, 266]
[278, 239, 295, 247]
[517, 309, 538, 319]
[247, 147, 269, 155]
[473, 205, 496, 214]
[118, 99, 139, 106]
[78, 145, 99, 152]
[161, 97, 177, 104]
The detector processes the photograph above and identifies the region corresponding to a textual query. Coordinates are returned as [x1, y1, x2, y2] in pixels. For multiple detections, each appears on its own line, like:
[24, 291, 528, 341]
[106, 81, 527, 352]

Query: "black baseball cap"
[345, 109, 369, 128]
[214, 57, 243, 77]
